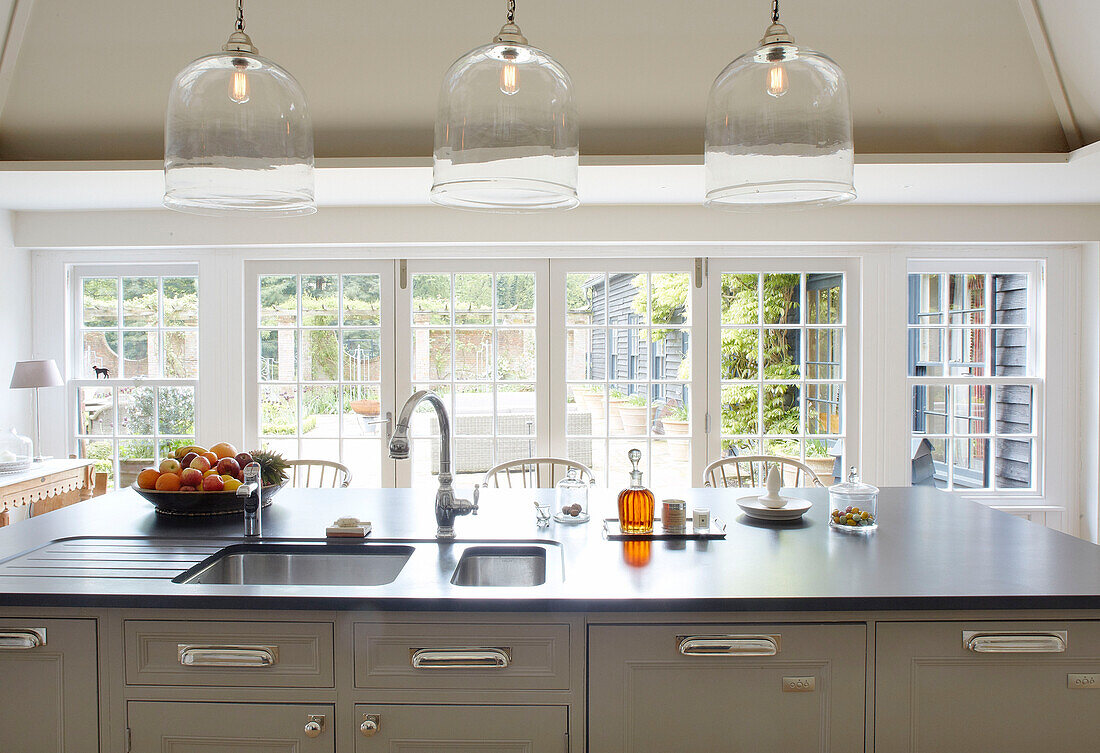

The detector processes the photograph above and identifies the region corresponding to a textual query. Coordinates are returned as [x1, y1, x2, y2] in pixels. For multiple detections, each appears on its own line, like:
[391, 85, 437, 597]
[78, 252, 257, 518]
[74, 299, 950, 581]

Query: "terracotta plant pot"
[618, 405, 650, 435]
[349, 399, 380, 417]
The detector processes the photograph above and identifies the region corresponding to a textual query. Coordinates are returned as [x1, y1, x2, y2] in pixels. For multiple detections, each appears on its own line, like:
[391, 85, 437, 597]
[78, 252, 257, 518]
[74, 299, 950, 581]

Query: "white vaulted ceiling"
[0, 0, 1098, 211]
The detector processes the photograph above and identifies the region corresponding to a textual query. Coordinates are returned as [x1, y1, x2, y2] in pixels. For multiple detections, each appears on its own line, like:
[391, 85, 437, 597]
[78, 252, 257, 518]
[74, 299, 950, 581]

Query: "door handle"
[678, 635, 780, 656]
[410, 647, 511, 669]
[0, 628, 46, 649]
[963, 631, 1067, 653]
[177, 644, 279, 667]
[362, 411, 393, 440]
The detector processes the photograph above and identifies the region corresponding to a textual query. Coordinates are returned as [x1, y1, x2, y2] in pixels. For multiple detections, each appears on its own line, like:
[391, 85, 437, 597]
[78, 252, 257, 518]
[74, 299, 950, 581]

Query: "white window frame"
[705, 258, 860, 479]
[68, 264, 201, 487]
[549, 258, 709, 486]
[906, 258, 1045, 498]
[243, 260, 398, 487]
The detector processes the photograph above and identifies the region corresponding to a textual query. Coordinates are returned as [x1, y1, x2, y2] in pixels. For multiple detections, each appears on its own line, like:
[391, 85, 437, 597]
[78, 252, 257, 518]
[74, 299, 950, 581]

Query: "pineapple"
[250, 449, 290, 487]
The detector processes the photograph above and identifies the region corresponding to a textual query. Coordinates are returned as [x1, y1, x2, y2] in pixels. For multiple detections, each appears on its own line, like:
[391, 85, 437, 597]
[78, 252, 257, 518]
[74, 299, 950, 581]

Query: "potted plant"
[618, 393, 652, 435]
[771, 440, 835, 486]
[607, 388, 628, 433]
[662, 404, 690, 436]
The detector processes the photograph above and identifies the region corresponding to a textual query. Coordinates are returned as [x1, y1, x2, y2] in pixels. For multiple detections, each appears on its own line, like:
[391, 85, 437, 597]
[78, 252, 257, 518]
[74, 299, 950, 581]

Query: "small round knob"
[304, 721, 322, 738]
[361, 718, 379, 736]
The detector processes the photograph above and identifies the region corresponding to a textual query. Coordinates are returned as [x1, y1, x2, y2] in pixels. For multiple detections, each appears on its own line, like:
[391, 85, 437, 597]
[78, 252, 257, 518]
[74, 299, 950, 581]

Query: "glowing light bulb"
[499, 49, 519, 95]
[230, 60, 250, 104]
[766, 63, 788, 97]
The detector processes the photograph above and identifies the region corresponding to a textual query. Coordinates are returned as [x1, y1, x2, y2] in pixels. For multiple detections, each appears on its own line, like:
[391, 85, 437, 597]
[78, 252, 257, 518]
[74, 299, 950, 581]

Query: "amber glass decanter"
[618, 448, 655, 534]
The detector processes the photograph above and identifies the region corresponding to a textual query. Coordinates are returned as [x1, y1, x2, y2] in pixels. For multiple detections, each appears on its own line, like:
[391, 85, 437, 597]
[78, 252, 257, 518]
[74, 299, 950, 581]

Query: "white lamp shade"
[10, 360, 64, 389]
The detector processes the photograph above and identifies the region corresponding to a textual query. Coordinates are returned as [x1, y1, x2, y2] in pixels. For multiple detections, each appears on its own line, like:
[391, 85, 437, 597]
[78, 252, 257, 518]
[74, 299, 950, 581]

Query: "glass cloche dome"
[705, 20, 855, 210]
[164, 28, 315, 216]
[432, 20, 579, 212]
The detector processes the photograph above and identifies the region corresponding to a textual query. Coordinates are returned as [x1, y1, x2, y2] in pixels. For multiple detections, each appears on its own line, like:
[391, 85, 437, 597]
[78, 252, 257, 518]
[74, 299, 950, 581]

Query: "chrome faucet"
[389, 390, 478, 539]
[238, 461, 263, 537]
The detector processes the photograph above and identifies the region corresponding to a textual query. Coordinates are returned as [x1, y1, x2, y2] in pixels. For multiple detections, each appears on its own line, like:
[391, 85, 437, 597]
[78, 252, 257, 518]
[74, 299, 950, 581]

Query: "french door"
[244, 260, 398, 487]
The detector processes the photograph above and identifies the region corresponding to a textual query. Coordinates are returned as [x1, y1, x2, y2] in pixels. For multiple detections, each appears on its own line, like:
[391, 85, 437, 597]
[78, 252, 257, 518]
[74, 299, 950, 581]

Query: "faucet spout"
[238, 461, 263, 538]
[389, 390, 475, 539]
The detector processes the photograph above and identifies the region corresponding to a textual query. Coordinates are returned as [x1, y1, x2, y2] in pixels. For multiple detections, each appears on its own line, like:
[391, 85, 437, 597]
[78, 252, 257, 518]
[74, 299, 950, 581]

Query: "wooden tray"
[602, 517, 727, 540]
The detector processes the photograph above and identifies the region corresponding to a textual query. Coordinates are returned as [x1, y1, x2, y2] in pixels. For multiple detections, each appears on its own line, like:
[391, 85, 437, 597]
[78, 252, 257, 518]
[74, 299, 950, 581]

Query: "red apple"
[181, 452, 199, 469]
[180, 468, 204, 487]
[235, 452, 253, 468]
[201, 474, 225, 492]
[179, 485, 197, 492]
[216, 457, 241, 477]
[189, 456, 212, 473]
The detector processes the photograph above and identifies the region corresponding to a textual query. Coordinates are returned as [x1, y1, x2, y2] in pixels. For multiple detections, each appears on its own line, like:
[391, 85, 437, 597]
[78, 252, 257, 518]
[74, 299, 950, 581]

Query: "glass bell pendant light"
[704, 0, 855, 210]
[432, 0, 579, 212]
[164, 0, 315, 216]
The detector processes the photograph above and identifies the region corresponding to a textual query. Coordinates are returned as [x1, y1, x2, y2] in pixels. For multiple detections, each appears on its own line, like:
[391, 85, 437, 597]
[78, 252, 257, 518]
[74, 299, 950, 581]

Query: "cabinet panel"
[353, 621, 570, 690]
[352, 704, 567, 752]
[124, 619, 334, 687]
[0, 617, 99, 753]
[875, 620, 1100, 752]
[589, 623, 866, 753]
[128, 701, 334, 752]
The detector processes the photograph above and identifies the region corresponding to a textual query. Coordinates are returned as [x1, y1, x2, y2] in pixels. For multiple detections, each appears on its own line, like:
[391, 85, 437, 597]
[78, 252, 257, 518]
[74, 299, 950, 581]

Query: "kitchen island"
[1, 486, 1098, 752]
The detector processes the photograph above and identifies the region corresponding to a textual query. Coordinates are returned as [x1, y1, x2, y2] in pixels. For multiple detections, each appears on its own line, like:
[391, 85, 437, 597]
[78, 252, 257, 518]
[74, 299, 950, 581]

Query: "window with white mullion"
[907, 264, 1042, 495]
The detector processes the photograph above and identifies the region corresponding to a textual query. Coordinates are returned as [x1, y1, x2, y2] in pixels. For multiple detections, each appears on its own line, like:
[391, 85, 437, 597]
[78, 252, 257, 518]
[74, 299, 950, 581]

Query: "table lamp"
[10, 359, 65, 462]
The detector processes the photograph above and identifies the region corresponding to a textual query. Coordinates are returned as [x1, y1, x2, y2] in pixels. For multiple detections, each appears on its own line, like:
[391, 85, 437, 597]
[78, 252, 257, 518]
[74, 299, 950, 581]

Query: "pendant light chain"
[771, 0, 780, 25]
[236, 0, 245, 32]
[507, 0, 516, 24]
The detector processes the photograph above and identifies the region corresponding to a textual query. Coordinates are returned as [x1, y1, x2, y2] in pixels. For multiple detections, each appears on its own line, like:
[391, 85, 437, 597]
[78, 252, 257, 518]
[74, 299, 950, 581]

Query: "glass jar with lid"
[0, 428, 33, 474]
[554, 466, 591, 524]
[829, 466, 878, 532]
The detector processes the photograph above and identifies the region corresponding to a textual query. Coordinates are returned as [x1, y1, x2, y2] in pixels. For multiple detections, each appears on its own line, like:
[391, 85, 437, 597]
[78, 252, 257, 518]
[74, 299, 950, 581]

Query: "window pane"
[412, 329, 451, 381]
[122, 277, 158, 327]
[721, 274, 758, 325]
[948, 328, 987, 375]
[342, 275, 381, 326]
[567, 273, 602, 325]
[610, 274, 646, 325]
[913, 385, 948, 434]
[163, 330, 199, 378]
[300, 275, 338, 326]
[952, 384, 990, 435]
[301, 329, 340, 381]
[158, 386, 195, 435]
[806, 384, 841, 435]
[908, 273, 943, 324]
[993, 327, 1028, 376]
[260, 275, 297, 327]
[454, 329, 492, 380]
[763, 273, 800, 325]
[302, 385, 339, 437]
[117, 386, 155, 435]
[721, 384, 759, 436]
[163, 277, 198, 327]
[260, 330, 298, 381]
[909, 328, 944, 376]
[720, 329, 758, 380]
[567, 328, 601, 380]
[454, 384, 493, 435]
[762, 329, 800, 379]
[82, 278, 117, 327]
[260, 386, 298, 436]
[342, 330, 381, 381]
[77, 386, 113, 435]
[995, 438, 1033, 489]
[610, 328, 649, 381]
[497, 273, 535, 324]
[412, 274, 451, 325]
[342, 385, 381, 436]
[498, 384, 537, 435]
[80, 439, 115, 487]
[948, 274, 986, 324]
[455, 274, 492, 324]
[995, 385, 1033, 434]
[497, 329, 536, 381]
[568, 384, 604, 436]
[992, 274, 1028, 325]
[649, 273, 690, 325]
[83, 331, 119, 379]
[952, 437, 989, 488]
[121, 330, 158, 378]
[806, 328, 841, 379]
[763, 384, 799, 435]
[118, 440, 155, 487]
[806, 274, 842, 324]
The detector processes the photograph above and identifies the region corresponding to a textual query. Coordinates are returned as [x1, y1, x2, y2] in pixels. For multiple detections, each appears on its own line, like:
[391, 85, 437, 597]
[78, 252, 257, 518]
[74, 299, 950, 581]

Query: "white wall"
[0, 210, 32, 436]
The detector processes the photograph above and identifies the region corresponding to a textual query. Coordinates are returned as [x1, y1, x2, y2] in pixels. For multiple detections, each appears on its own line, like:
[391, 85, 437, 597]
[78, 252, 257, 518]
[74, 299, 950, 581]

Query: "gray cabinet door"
[589, 623, 866, 753]
[128, 701, 335, 752]
[0, 618, 99, 753]
[352, 704, 568, 752]
[875, 621, 1100, 752]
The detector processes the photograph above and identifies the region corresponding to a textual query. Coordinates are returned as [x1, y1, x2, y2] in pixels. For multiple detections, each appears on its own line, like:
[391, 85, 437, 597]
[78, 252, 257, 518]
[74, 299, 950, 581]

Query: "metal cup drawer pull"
[963, 631, 1068, 654]
[0, 628, 46, 650]
[177, 644, 279, 667]
[410, 647, 511, 669]
[678, 635, 780, 657]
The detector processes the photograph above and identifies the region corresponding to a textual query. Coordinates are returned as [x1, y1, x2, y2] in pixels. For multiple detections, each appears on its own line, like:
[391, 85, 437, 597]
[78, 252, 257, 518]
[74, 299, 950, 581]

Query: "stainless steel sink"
[450, 545, 548, 587]
[174, 544, 414, 586]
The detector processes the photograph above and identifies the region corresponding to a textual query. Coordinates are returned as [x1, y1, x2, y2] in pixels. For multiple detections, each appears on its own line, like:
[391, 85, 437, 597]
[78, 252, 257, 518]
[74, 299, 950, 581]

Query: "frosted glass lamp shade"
[164, 52, 315, 216]
[432, 41, 579, 212]
[705, 41, 855, 209]
[10, 360, 63, 389]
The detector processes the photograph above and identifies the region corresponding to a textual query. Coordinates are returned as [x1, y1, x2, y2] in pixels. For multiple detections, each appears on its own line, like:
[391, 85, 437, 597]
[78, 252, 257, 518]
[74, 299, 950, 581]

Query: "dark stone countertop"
[0, 485, 1097, 612]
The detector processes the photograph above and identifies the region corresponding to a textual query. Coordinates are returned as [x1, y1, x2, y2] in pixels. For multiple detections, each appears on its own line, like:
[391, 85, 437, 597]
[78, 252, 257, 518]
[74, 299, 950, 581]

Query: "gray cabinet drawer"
[353, 622, 570, 690]
[876, 620, 1100, 753]
[589, 622, 867, 753]
[129, 701, 334, 751]
[124, 619, 334, 687]
[351, 704, 567, 751]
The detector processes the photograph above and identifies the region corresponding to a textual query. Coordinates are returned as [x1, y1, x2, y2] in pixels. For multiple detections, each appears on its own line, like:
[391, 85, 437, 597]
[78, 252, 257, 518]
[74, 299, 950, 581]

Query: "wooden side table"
[0, 459, 96, 527]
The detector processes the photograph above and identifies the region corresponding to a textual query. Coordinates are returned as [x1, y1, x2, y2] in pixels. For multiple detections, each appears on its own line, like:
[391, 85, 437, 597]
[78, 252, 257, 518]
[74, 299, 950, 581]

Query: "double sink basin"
[173, 541, 560, 588]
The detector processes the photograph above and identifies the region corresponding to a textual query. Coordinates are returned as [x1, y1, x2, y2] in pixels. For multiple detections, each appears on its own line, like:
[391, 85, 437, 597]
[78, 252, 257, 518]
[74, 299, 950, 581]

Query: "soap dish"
[326, 517, 372, 538]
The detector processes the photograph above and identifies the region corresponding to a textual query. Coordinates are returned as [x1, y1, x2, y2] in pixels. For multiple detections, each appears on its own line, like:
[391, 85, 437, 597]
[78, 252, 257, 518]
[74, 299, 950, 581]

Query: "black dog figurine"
[93, 366, 110, 379]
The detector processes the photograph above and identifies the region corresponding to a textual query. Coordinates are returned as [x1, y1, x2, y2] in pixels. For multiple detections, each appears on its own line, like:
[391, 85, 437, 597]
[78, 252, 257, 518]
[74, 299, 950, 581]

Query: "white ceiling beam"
[1017, 0, 1083, 150]
[0, 0, 33, 126]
